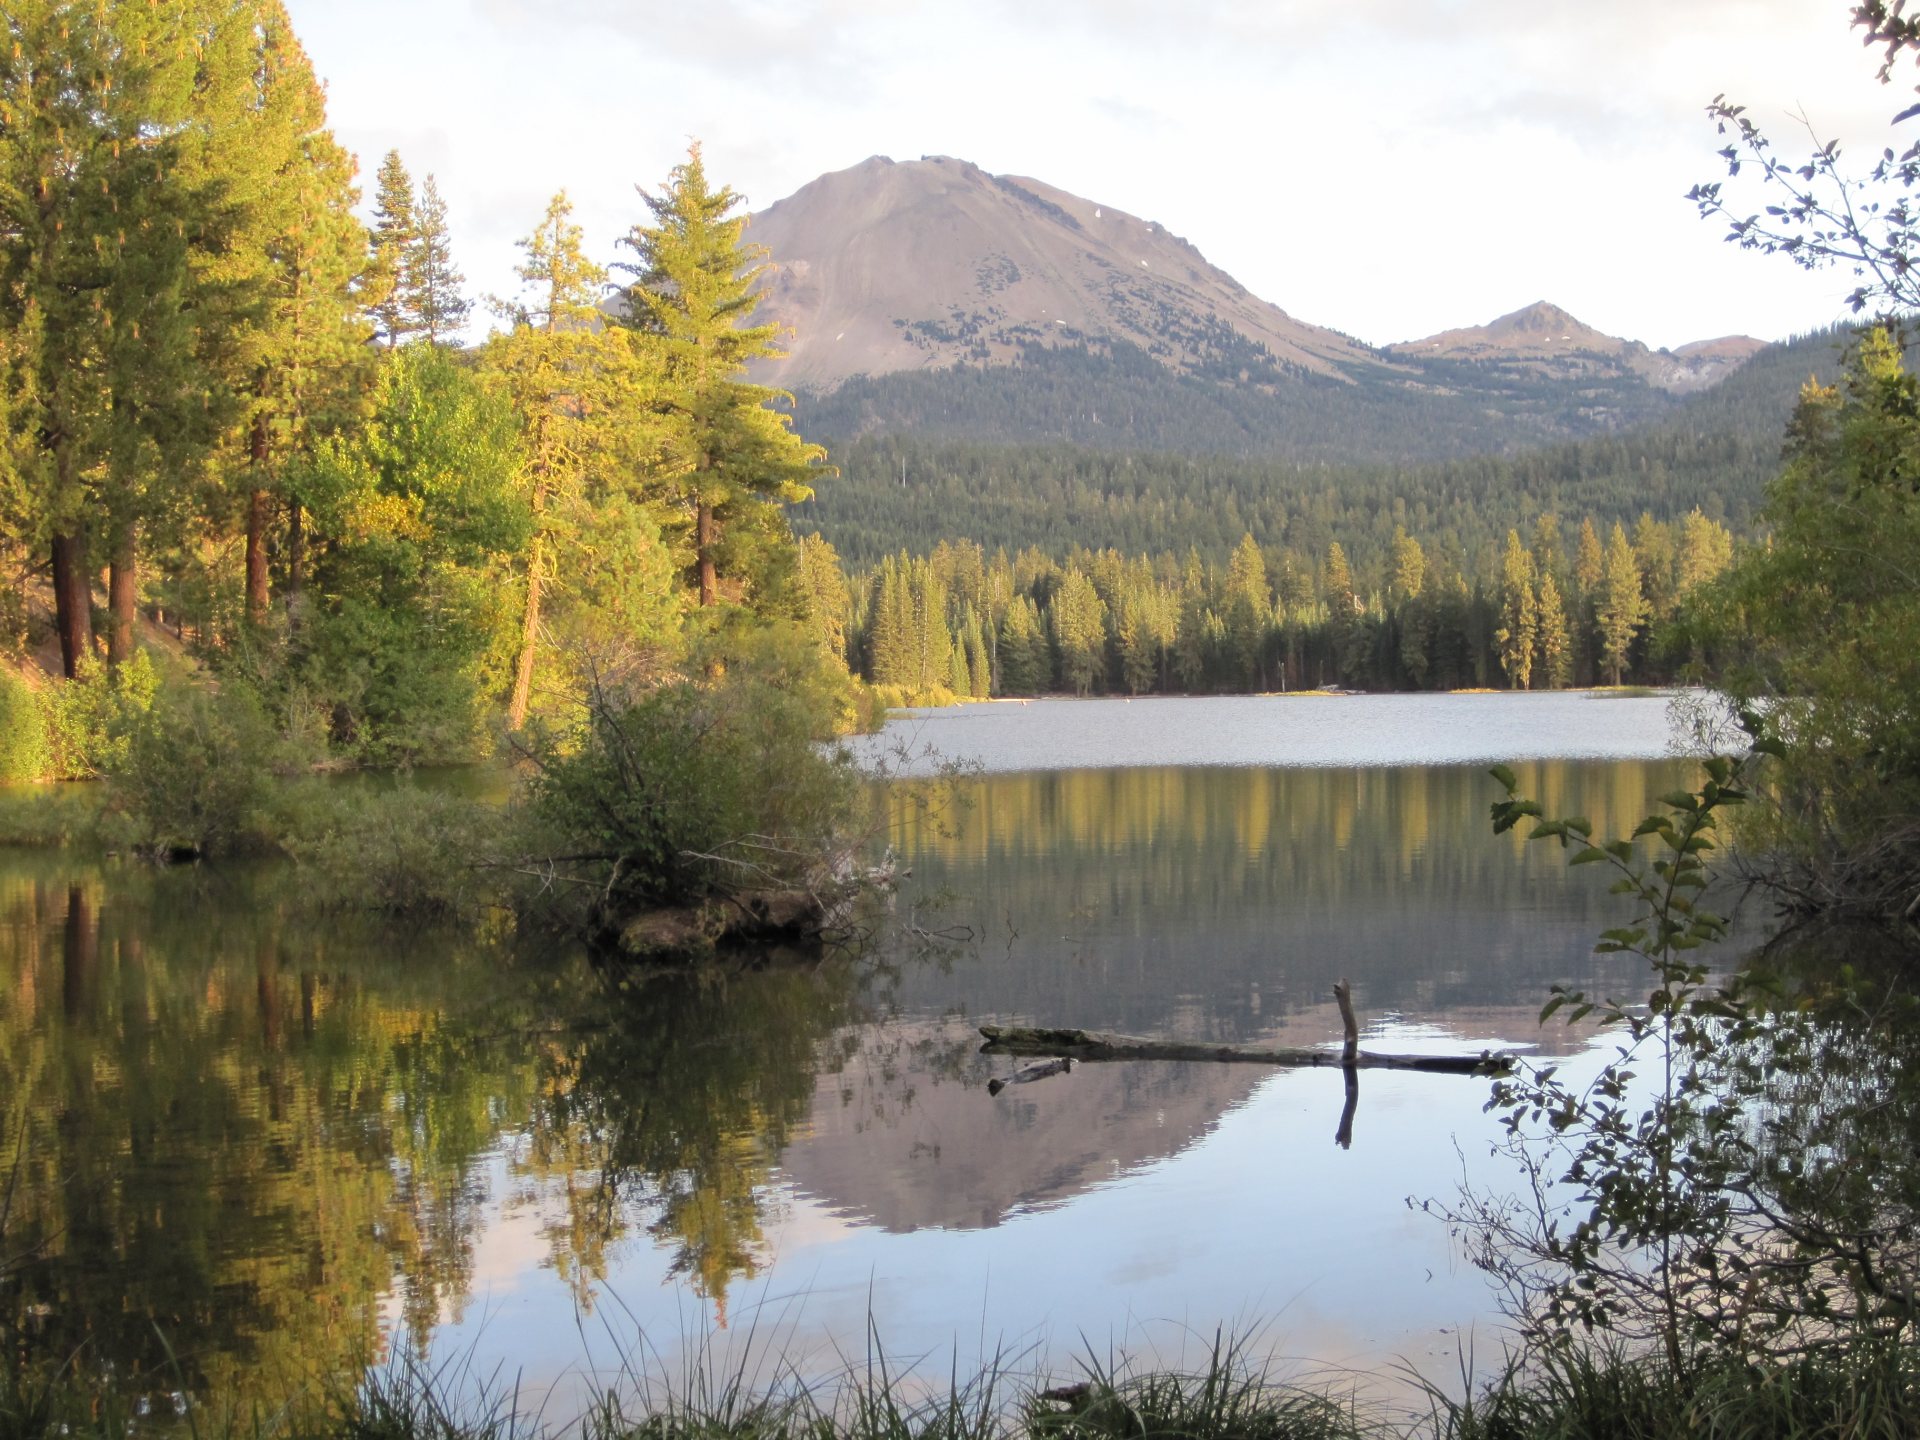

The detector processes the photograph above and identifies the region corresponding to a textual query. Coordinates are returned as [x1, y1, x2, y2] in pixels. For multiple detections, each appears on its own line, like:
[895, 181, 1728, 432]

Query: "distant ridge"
[1393, 301, 1766, 394]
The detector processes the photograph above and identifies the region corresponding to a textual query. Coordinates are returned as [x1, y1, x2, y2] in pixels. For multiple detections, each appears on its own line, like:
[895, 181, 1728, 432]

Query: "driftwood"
[977, 1024, 1507, 1074]
[981, 980, 1514, 1154]
[986, 1057, 1074, 1097]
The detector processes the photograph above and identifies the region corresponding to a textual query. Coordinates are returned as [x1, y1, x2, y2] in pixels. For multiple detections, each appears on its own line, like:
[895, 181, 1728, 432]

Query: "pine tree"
[0, 0, 287, 672]
[1597, 521, 1648, 685]
[369, 151, 421, 348]
[1676, 508, 1735, 597]
[1633, 512, 1680, 623]
[618, 145, 826, 608]
[1051, 569, 1107, 695]
[230, 3, 374, 632]
[1494, 529, 1538, 689]
[483, 190, 654, 726]
[411, 175, 471, 346]
[1537, 570, 1572, 689]
[997, 595, 1046, 695]
[1223, 532, 1270, 689]
[1324, 542, 1363, 683]
[1572, 516, 1606, 685]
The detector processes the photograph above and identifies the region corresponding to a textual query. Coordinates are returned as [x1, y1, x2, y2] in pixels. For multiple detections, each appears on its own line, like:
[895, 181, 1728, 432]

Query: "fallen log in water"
[976, 1027, 1509, 1074]
[986, 1057, 1074, 1096]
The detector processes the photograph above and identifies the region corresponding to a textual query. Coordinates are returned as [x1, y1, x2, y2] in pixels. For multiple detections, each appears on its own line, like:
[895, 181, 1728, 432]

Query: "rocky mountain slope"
[745, 155, 1772, 458]
[747, 154, 1377, 391]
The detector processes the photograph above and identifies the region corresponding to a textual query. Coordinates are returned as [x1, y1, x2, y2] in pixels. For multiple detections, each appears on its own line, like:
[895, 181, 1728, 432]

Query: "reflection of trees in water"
[877, 761, 1708, 1037]
[518, 956, 870, 1313]
[0, 866, 537, 1410]
[0, 861, 878, 1409]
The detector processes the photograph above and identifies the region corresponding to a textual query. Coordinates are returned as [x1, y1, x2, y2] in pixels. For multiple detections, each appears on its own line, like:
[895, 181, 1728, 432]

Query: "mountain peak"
[745, 156, 1374, 391]
[1391, 303, 1762, 394]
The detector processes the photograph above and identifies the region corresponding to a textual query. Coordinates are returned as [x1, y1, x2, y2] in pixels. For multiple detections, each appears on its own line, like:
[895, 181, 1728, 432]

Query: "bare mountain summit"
[746, 155, 1376, 391]
[1393, 301, 1765, 394]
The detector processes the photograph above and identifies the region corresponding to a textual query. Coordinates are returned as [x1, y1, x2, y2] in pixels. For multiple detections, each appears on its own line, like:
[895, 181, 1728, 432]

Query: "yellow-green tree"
[617, 145, 827, 610]
[1596, 521, 1647, 686]
[1495, 529, 1539, 689]
[483, 191, 668, 728]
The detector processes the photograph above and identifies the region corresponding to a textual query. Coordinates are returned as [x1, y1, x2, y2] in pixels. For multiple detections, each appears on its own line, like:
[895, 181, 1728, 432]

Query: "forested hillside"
[792, 326, 1852, 574]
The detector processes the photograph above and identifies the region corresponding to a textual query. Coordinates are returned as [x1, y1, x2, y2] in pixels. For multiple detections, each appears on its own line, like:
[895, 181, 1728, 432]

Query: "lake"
[0, 692, 1720, 1418]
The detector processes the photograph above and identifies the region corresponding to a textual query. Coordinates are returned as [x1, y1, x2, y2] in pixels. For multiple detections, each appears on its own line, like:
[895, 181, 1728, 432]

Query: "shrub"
[102, 678, 282, 858]
[41, 651, 157, 779]
[513, 623, 862, 929]
[0, 669, 49, 783]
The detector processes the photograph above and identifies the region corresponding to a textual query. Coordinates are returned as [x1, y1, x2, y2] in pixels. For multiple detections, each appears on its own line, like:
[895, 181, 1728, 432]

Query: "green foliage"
[0, 670, 48, 784]
[617, 145, 831, 611]
[283, 784, 501, 920]
[1459, 725, 1920, 1369]
[40, 652, 157, 779]
[515, 624, 862, 924]
[102, 679, 286, 858]
[1694, 328, 1920, 920]
[285, 345, 530, 762]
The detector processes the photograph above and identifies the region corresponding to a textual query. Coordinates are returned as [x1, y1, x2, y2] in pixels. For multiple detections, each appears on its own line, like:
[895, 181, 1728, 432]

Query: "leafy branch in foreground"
[1431, 720, 1920, 1371]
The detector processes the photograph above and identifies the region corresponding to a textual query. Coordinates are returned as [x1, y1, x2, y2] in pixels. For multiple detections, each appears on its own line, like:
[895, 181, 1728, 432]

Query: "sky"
[285, 0, 1915, 351]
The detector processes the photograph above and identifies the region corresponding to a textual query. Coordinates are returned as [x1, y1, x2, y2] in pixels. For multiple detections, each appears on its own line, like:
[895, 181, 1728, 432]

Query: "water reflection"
[0, 861, 874, 1408]
[0, 753, 1742, 1414]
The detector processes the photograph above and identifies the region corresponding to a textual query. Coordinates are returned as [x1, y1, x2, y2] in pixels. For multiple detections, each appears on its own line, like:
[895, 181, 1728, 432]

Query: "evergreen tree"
[1050, 569, 1107, 695]
[796, 533, 852, 665]
[1391, 528, 1431, 687]
[1597, 521, 1647, 685]
[0, 0, 280, 673]
[1633, 511, 1680, 623]
[410, 175, 471, 346]
[483, 190, 657, 727]
[618, 145, 826, 608]
[1494, 529, 1539, 689]
[1572, 516, 1606, 684]
[1537, 570, 1572, 689]
[997, 595, 1046, 695]
[230, 3, 375, 633]
[1677, 507, 1735, 596]
[1223, 532, 1270, 689]
[368, 151, 421, 348]
[1324, 542, 1363, 683]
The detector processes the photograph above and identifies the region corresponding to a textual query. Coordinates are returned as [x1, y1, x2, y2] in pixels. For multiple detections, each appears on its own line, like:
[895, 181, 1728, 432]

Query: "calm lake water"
[0, 693, 1720, 1418]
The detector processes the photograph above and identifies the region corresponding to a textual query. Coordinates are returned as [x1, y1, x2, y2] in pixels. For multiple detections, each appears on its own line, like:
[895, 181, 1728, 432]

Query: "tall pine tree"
[411, 175, 471, 346]
[617, 145, 826, 608]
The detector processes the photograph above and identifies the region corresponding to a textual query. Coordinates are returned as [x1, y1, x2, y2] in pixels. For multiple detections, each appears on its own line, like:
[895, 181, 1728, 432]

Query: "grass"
[6, 1330, 1919, 1440]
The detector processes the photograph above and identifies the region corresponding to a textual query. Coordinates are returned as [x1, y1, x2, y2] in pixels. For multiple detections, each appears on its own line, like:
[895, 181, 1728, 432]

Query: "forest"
[0, 1, 848, 791]
[833, 510, 1732, 702]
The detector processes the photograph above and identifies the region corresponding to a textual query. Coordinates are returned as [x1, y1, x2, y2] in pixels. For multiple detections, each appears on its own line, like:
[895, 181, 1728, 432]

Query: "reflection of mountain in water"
[781, 1021, 1264, 1232]
[775, 760, 1715, 1235]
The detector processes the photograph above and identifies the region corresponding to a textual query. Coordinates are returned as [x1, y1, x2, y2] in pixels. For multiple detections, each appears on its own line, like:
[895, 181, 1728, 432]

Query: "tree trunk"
[108, 520, 137, 669]
[508, 531, 545, 731]
[245, 486, 271, 623]
[246, 412, 271, 623]
[286, 497, 305, 626]
[696, 498, 717, 607]
[51, 529, 93, 678]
